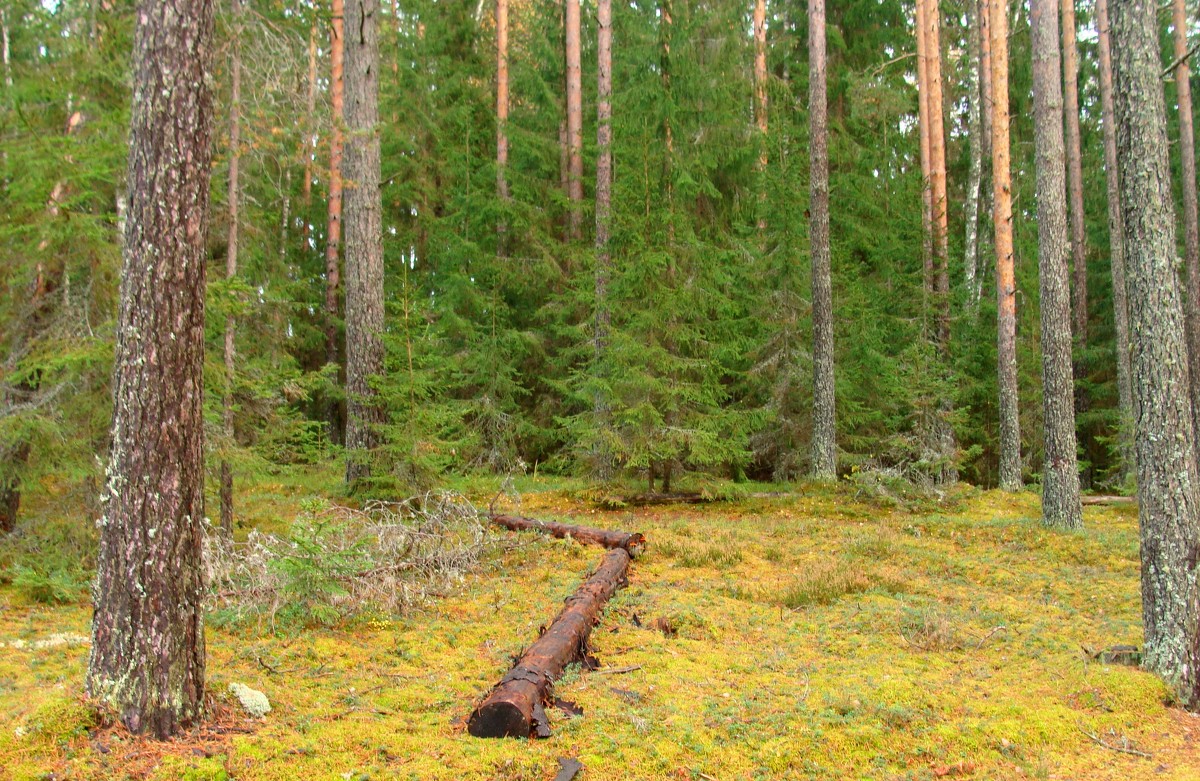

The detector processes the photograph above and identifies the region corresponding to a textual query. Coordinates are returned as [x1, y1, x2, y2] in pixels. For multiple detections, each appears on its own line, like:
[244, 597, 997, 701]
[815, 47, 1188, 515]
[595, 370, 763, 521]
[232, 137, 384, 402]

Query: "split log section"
[468, 547, 631, 738]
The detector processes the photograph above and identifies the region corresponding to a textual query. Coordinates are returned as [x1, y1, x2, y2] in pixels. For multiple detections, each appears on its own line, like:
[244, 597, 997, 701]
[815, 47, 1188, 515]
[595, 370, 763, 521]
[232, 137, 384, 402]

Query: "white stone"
[229, 682, 271, 718]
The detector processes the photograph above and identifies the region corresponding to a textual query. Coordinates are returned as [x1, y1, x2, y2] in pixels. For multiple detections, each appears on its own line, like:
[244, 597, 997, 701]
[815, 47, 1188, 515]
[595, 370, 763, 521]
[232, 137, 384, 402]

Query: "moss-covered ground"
[2, 474, 1198, 780]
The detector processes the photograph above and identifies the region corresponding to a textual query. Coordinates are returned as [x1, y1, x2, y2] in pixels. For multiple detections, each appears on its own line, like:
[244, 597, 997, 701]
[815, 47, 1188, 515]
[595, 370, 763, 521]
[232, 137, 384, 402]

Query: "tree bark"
[302, 21, 318, 239]
[595, 0, 612, 361]
[1096, 0, 1135, 481]
[326, 0, 345, 387]
[468, 548, 631, 738]
[991, 0, 1022, 491]
[87, 0, 213, 738]
[565, 0, 583, 241]
[916, 0, 933, 302]
[343, 0, 386, 486]
[1172, 0, 1200, 442]
[979, 0, 993, 161]
[924, 0, 950, 348]
[496, 0, 510, 255]
[964, 0, 984, 308]
[1031, 0, 1083, 529]
[1062, 0, 1088, 347]
[490, 514, 645, 551]
[1110, 0, 1200, 711]
[810, 0, 836, 480]
[220, 0, 242, 539]
[753, 0, 767, 231]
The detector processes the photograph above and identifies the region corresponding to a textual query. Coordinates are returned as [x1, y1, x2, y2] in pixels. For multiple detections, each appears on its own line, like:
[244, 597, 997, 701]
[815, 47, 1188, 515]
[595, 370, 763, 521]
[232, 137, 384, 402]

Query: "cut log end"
[467, 698, 530, 738]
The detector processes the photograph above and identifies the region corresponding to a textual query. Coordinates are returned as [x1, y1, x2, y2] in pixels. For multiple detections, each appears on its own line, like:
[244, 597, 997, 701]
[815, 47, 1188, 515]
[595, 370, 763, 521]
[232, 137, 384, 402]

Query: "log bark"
[490, 514, 645, 552]
[468, 548, 631, 738]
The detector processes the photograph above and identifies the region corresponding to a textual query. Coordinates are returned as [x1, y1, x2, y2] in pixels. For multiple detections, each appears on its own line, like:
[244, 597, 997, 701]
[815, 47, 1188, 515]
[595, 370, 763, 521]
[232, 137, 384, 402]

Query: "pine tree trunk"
[915, 0, 933, 303]
[979, 0, 992, 161]
[809, 0, 836, 480]
[302, 22, 317, 239]
[924, 0, 950, 349]
[595, 0, 612, 359]
[964, 0, 984, 308]
[343, 0, 385, 486]
[1109, 0, 1200, 711]
[661, 0, 674, 245]
[753, 0, 767, 231]
[1096, 0, 1135, 481]
[1030, 0, 1083, 529]
[991, 0, 1022, 491]
[565, 0, 583, 240]
[0, 441, 29, 534]
[220, 0, 242, 539]
[325, 0, 345, 444]
[87, 0, 212, 738]
[1062, 0, 1088, 347]
[1171, 0, 1200, 442]
[496, 0, 510, 255]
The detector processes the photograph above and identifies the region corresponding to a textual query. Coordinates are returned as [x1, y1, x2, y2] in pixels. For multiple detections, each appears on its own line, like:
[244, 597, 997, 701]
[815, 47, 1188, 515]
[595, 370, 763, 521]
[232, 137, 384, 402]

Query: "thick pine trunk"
[496, 0, 510, 255]
[325, 0, 345, 444]
[220, 0, 242, 538]
[343, 0, 386, 486]
[87, 0, 213, 737]
[1171, 0, 1200, 442]
[915, 0, 933, 301]
[923, 0, 950, 349]
[1061, 0, 1088, 347]
[1096, 0, 1135, 481]
[991, 0, 1022, 491]
[1031, 0, 1083, 529]
[1110, 0, 1200, 711]
[565, 0, 583, 241]
[809, 0, 836, 480]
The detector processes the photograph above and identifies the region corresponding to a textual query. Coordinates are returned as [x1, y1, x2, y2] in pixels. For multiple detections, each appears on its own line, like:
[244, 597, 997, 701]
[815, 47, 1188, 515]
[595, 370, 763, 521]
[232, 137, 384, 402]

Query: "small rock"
[229, 683, 271, 718]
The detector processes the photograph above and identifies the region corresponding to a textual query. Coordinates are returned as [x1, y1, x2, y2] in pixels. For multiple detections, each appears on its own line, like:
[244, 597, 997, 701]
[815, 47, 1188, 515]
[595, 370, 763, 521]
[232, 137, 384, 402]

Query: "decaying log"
[490, 513, 645, 553]
[609, 491, 709, 507]
[468, 547, 631, 738]
[1081, 495, 1136, 506]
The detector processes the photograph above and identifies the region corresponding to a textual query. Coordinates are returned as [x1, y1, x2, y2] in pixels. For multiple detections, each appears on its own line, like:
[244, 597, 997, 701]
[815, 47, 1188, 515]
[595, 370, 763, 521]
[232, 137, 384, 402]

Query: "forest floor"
[1, 472, 1198, 780]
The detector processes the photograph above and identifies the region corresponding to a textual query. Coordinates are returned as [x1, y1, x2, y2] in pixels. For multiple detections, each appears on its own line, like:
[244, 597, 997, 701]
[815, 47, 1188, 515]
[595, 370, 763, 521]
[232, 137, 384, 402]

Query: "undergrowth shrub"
[205, 492, 495, 631]
[0, 514, 95, 603]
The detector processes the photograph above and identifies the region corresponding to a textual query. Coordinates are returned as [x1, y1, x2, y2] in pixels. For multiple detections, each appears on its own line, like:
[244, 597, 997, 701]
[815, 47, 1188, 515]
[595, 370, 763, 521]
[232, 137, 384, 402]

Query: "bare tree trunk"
[496, 0, 510, 256]
[302, 22, 317, 239]
[924, 0, 950, 348]
[220, 0, 242, 539]
[1096, 0, 1135, 481]
[916, 0, 933, 304]
[1031, 0, 1083, 529]
[280, 168, 291, 263]
[662, 0, 675, 246]
[1062, 0, 1088, 347]
[1110, 0, 1200, 711]
[753, 0, 767, 231]
[595, 0, 612, 360]
[343, 0, 385, 486]
[979, 0, 993, 158]
[565, 0, 583, 240]
[1172, 0, 1200, 442]
[326, 0, 345, 369]
[964, 0, 984, 308]
[991, 0, 1022, 491]
[87, 0, 213, 738]
[809, 0, 836, 480]
[1, 8, 11, 91]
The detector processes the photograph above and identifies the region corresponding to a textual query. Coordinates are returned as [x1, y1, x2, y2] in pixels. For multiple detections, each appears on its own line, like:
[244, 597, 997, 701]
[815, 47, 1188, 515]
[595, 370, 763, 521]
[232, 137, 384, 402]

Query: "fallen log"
[1081, 495, 1136, 506]
[468, 547, 631, 738]
[607, 491, 709, 507]
[490, 513, 645, 553]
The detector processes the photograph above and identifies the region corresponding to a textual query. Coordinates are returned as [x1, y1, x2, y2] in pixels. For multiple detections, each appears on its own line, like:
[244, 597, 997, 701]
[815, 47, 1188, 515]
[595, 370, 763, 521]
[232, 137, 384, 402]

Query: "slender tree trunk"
[1172, 0, 1200, 442]
[565, 0, 583, 240]
[1, 9, 11, 92]
[220, 0, 242, 539]
[280, 168, 291, 263]
[964, 0, 984, 308]
[979, 0, 993, 160]
[916, 0, 933, 303]
[1096, 0, 1135, 481]
[753, 0, 767, 231]
[559, 120, 569, 200]
[343, 0, 385, 486]
[302, 22, 318, 239]
[496, 0, 510, 256]
[595, 0, 612, 360]
[1031, 0, 1083, 529]
[87, 0, 213, 738]
[991, 0, 1022, 491]
[810, 0, 836, 479]
[662, 0, 675, 245]
[324, 0, 345, 444]
[1062, 0, 1088, 348]
[924, 0, 950, 348]
[1110, 0, 1200, 711]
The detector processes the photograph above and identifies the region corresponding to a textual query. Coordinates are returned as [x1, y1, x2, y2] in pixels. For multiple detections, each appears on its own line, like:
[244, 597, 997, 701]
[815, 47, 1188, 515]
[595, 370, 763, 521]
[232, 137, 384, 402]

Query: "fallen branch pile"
[469, 513, 645, 739]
